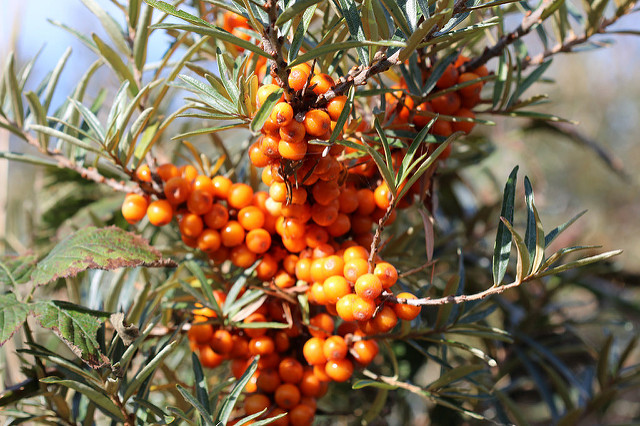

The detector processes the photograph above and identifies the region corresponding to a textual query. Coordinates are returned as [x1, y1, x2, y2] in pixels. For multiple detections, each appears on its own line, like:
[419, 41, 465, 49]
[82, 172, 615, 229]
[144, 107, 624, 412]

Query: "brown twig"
[368, 196, 396, 273]
[262, 0, 294, 100]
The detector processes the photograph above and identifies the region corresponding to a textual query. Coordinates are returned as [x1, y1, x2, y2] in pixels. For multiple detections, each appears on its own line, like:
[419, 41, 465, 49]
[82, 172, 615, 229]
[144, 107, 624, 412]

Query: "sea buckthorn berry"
[373, 304, 398, 333]
[164, 176, 191, 205]
[309, 313, 334, 339]
[414, 101, 435, 128]
[283, 254, 298, 275]
[290, 404, 315, 426]
[260, 134, 281, 158]
[274, 269, 295, 288]
[323, 335, 348, 360]
[249, 141, 272, 167]
[374, 182, 392, 210]
[238, 206, 265, 230]
[271, 101, 294, 127]
[304, 109, 331, 137]
[121, 193, 148, 224]
[147, 199, 173, 226]
[280, 120, 306, 144]
[157, 163, 179, 181]
[457, 72, 483, 98]
[352, 296, 377, 321]
[299, 370, 323, 397]
[246, 228, 271, 254]
[198, 345, 225, 369]
[244, 393, 271, 416]
[197, 229, 222, 252]
[343, 258, 370, 282]
[356, 189, 376, 215]
[282, 202, 312, 222]
[231, 357, 251, 379]
[310, 203, 338, 227]
[431, 92, 461, 116]
[392, 292, 422, 321]
[374, 262, 398, 288]
[328, 213, 351, 237]
[451, 108, 476, 134]
[180, 164, 198, 182]
[228, 183, 254, 209]
[336, 294, 358, 322]
[323, 275, 351, 304]
[436, 63, 460, 89]
[304, 225, 329, 248]
[210, 329, 233, 354]
[338, 186, 359, 214]
[249, 335, 275, 356]
[192, 175, 215, 194]
[303, 337, 327, 365]
[309, 282, 328, 305]
[295, 258, 312, 282]
[187, 189, 213, 215]
[262, 115, 280, 136]
[323, 255, 345, 278]
[283, 218, 306, 240]
[261, 166, 276, 186]
[313, 242, 335, 259]
[289, 63, 312, 91]
[431, 119, 453, 137]
[313, 363, 331, 382]
[257, 368, 281, 393]
[325, 358, 353, 382]
[230, 243, 257, 267]
[312, 180, 341, 206]
[211, 175, 232, 199]
[275, 383, 301, 410]
[351, 215, 374, 235]
[203, 203, 229, 229]
[221, 220, 245, 247]
[282, 235, 306, 253]
[279, 357, 304, 384]
[188, 322, 213, 344]
[343, 245, 369, 261]
[274, 330, 290, 352]
[256, 83, 282, 108]
[355, 273, 382, 300]
[327, 95, 348, 121]
[310, 73, 335, 95]
[279, 140, 307, 161]
[135, 164, 152, 182]
[352, 339, 379, 365]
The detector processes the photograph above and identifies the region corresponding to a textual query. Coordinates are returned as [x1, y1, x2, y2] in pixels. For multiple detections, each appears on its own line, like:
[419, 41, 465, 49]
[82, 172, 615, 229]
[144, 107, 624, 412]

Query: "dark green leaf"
[352, 379, 398, 390]
[31, 226, 175, 287]
[177, 384, 216, 426]
[289, 5, 317, 62]
[426, 364, 484, 391]
[276, 0, 323, 25]
[545, 210, 587, 247]
[92, 34, 139, 97]
[40, 378, 125, 420]
[508, 60, 552, 107]
[191, 352, 211, 415]
[215, 357, 259, 424]
[288, 40, 404, 67]
[492, 166, 518, 286]
[250, 88, 284, 132]
[379, 0, 412, 36]
[185, 260, 223, 318]
[523, 177, 545, 274]
[334, 0, 370, 65]
[0, 294, 30, 345]
[499, 217, 530, 283]
[123, 341, 178, 402]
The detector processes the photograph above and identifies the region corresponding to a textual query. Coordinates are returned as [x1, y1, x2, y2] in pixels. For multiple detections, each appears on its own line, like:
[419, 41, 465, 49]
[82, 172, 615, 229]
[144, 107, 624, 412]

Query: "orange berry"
[275, 383, 301, 410]
[451, 108, 476, 134]
[228, 183, 254, 209]
[373, 182, 392, 210]
[279, 139, 307, 161]
[203, 203, 229, 229]
[211, 175, 232, 199]
[392, 292, 422, 321]
[221, 220, 245, 247]
[431, 92, 461, 116]
[304, 225, 329, 248]
[309, 73, 335, 95]
[157, 163, 179, 181]
[146, 199, 173, 226]
[372, 304, 398, 333]
[230, 335, 250, 358]
[256, 83, 281, 108]
[135, 164, 152, 182]
[323, 335, 348, 360]
[210, 329, 233, 354]
[243, 313, 267, 338]
[249, 141, 272, 167]
[435, 63, 459, 89]
[309, 282, 328, 305]
[245, 228, 272, 254]
[295, 258, 312, 282]
[351, 338, 379, 365]
[338, 187, 359, 214]
[304, 109, 331, 137]
[238, 206, 265, 230]
[188, 322, 213, 344]
[288, 64, 311, 91]
[279, 357, 304, 384]
[249, 335, 275, 356]
[323, 255, 345, 278]
[191, 175, 215, 195]
[198, 345, 225, 369]
[256, 254, 278, 281]
[310, 203, 338, 227]
[299, 370, 322, 397]
[244, 393, 271, 416]
[313, 364, 331, 382]
[274, 330, 290, 352]
[414, 101, 434, 128]
[327, 213, 351, 237]
[352, 296, 376, 321]
[280, 120, 306, 144]
[374, 262, 398, 288]
[262, 115, 280, 136]
[282, 254, 298, 275]
[180, 165, 198, 182]
[303, 337, 327, 365]
[257, 368, 282, 393]
[355, 273, 382, 300]
[282, 235, 306, 253]
[431, 119, 453, 137]
[457, 72, 483, 99]
[323, 275, 351, 304]
[121, 193, 148, 224]
[274, 269, 296, 288]
[343, 245, 369, 261]
[356, 189, 376, 215]
[325, 358, 353, 382]
[164, 176, 191, 205]
[343, 258, 369, 282]
[187, 189, 213, 215]
[309, 313, 334, 339]
[271, 101, 294, 127]
[197, 228, 222, 252]
[312, 242, 335, 259]
[260, 135, 281, 158]
[312, 180, 341, 206]
[289, 404, 315, 426]
[336, 294, 358, 322]
[327, 95, 348, 121]
[230, 243, 257, 267]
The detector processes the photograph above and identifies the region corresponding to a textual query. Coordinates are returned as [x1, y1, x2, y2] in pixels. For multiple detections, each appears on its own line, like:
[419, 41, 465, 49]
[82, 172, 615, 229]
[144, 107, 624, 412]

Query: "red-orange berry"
[146, 200, 173, 226]
[352, 296, 376, 321]
[275, 383, 301, 410]
[157, 163, 179, 181]
[121, 193, 148, 224]
[135, 164, 152, 182]
[325, 358, 353, 382]
[303, 337, 327, 365]
[374, 262, 398, 289]
[230, 243, 257, 268]
[392, 292, 422, 321]
[203, 203, 229, 229]
[164, 176, 191, 205]
[279, 357, 304, 384]
[197, 228, 222, 252]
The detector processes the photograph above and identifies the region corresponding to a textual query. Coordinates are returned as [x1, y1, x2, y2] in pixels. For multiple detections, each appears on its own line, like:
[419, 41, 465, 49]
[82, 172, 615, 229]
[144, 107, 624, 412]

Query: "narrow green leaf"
[92, 34, 139, 96]
[334, 0, 370, 65]
[70, 99, 106, 142]
[352, 379, 398, 390]
[508, 60, 552, 107]
[123, 341, 178, 402]
[21, 343, 103, 386]
[492, 50, 508, 108]
[41, 378, 125, 420]
[0, 151, 57, 167]
[250, 88, 284, 132]
[222, 265, 258, 316]
[236, 321, 290, 329]
[399, 11, 443, 62]
[132, 122, 158, 169]
[426, 364, 484, 391]
[372, 118, 396, 196]
[144, 0, 212, 26]
[545, 210, 587, 247]
[186, 260, 223, 318]
[499, 217, 530, 283]
[24, 92, 49, 149]
[277, 0, 323, 25]
[28, 124, 105, 155]
[133, 3, 153, 70]
[492, 166, 518, 286]
[597, 334, 614, 388]
[42, 47, 72, 113]
[289, 5, 317, 62]
[288, 40, 405, 67]
[191, 352, 211, 415]
[535, 249, 622, 278]
[523, 177, 541, 274]
[0, 294, 29, 345]
[328, 86, 355, 146]
[81, 0, 131, 56]
[379, 0, 413, 36]
[5, 52, 24, 127]
[177, 75, 237, 116]
[496, 109, 576, 123]
[48, 20, 100, 54]
[177, 384, 216, 426]
[215, 357, 259, 424]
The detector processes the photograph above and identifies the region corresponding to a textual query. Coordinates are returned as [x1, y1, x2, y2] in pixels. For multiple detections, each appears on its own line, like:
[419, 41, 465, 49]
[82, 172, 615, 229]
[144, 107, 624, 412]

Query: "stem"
[262, 0, 294, 100]
[368, 197, 396, 273]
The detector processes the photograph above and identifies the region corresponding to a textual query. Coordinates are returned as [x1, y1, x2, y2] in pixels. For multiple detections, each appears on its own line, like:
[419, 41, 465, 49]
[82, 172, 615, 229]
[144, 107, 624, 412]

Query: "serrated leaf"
[40, 378, 125, 420]
[0, 294, 30, 345]
[492, 166, 518, 286]
[31, 226, 176, 287]
[215, 357, 259, 424]
[352, 379, 398, 390]
[0, 254, 37, 286]
[250, 88, 284, 132]
[34, 300, 110, 367]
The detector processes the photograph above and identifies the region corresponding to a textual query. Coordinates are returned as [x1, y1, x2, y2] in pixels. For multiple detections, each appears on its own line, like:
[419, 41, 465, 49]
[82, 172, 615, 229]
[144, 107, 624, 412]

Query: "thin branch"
[262, 0, 294, 100]
[368, 196, 396, 273]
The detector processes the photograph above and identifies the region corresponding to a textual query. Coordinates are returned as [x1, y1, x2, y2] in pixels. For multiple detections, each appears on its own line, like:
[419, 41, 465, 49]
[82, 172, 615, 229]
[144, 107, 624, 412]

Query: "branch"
[262, 0, 294, 100]
[368, 196, 396, 273]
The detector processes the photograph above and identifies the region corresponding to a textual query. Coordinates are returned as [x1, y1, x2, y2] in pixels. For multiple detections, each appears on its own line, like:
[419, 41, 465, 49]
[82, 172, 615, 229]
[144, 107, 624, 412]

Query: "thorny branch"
[262, 0, 294, 100]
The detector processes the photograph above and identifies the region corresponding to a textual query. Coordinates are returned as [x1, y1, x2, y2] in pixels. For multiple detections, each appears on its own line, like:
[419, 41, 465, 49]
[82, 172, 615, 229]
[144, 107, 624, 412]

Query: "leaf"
[191, 352, 211, 416]
[92, 34, 139, 97]
[535, 249, 622, 278]
[133, 3, 153, 70]
[144, 0, 212, 26]
[5, 52, 24, 127]
[499, 217, 530, 283]
[185, 260, 223, 317]
[215, 357, 259, 424]
[545, 210, 587, 248]
[24, 92, 49, 149]
[0, 254, 37, 286]
[29, 124, 105, 155]
[122, 341, 178, 402]
[288, 39, 405, 67]
[277, 0, 324, 25]
[41, 47, 72, 113]
[80, 0, 130, 56]
[523, 177, 545, 274]
[334, 0, 370, 65]
[379, 0, 413, 36]
[34, 300, 110, 367]
[30, 226, 176, 287]
[177, 384, 216, 426]
[0, 294, 30, 345]
[40, 378, 125, 420]
[177, 75, 237, 116]
[250, 88, 284, 132]
[508, 60, 552, 107]
[492, 166, 518, 286]
[70, 99, 106, 142]
[352, 379, 398, 390]
[597, 334, 614, 388]
[426, 364, 484, 391]
[327, 86, 355, 146]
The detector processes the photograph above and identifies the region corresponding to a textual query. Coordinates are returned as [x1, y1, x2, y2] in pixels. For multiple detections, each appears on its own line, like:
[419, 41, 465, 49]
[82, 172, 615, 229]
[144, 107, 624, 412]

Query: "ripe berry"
[271, 101, 294, 127]
[431, 92, 461, 116]
[197, 228, 222, 252]
[121, 193, 148, 224]
[436, 63, 459, 89]
[187, 190, 213, 215]
[392, 292, 422, 321]
[238, 206, 265, 230]
[323, 335, 348, 360]
[211, 175, 232, 199]
[256, 83, 281, 108]
[457, 72, 483, 98]
[327, 95, 348, 121]
[303, 337, 327, 365]
[373, 182, 392, 210]
[210, 329, 233, 354]
[147, 200, 173, 226]
[164, 176, 191, 205]
[279, 357, 304, 383]
[228, 183, 254, 209]
[278, 139, 307, 161]
[221, 220, 245, 247]
[157, 163, 179, 181]
[244, 393, 271, 416]
[372, 304, 398, 333]
[249, 335, 275, 356]
[374, 262, 398, 288]
[336, 293, 358, 322]
[451, 108, 476, 134]
[257, 368, 281, 393]
[135, 164, 152, 182]
[352, 296, 376, 321]
[309, 73, 335, 95]
[343, 258, 369, 283]
[355, 273, 382, 300]
[304, 109, 331, 137]
[325, 358, 353, 382]
[203, 203, 229, 229]
[289, 403, 315, 426]
[323, 275, 351, 304]
[309, 313, 334, 339]
[198, 345, 225, 369]
[351, 338, 379, 365]
[288, 63, 312, 91]
[280, 120, 306, 144]
[275, 383, 301, 410]
[245, 228, 272, 254]
[230, 243, 257, 268]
